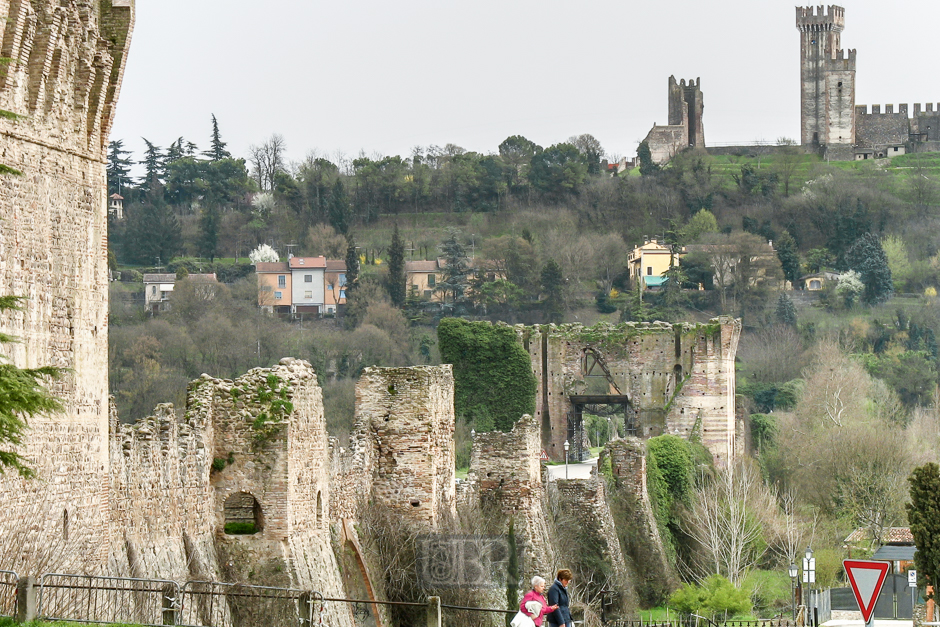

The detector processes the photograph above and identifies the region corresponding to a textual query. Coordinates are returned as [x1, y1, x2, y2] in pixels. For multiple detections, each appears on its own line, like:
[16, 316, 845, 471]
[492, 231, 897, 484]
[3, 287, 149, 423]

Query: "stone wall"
[521, 318, 741, 466]
[467, 414, 552, 581]
[332, 366, 456, 528]
[0, 0, 134, 576]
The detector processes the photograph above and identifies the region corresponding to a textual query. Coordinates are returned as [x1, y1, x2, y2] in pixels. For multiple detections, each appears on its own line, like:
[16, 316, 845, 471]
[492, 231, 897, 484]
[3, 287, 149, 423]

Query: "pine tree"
[637, 141, 660, 176]
[204, 114, 231, 162]
[846, 233, 893, 304]
[437, 228, 470, 310]
[107, 139, 135, 195]
[0, 296, 63, 478]
[123, 185, 182, 265]
[776, 231, 801, 285]
[139, 138, 164, 194]
[774, 293, 797, 327]
[386, 223, 407, 307]
[540, 258, 564, 323]
[329, 179, 351, 235]
[198, 205, 221, 262]
[344, 234, 360, 291]
[908, 463, 940, 595]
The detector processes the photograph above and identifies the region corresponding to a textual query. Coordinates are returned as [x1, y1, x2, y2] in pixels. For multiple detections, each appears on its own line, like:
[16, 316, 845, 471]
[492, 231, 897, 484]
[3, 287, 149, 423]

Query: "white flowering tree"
[249, 243, 279, 265]
[834, 270, 864, 308]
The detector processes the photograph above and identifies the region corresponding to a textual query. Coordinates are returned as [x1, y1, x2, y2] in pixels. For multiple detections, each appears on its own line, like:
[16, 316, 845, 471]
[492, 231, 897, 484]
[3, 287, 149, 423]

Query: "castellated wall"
[0, 0, 134, 575]
[332, 366, 456, 527]
[521, 318, 741, 466]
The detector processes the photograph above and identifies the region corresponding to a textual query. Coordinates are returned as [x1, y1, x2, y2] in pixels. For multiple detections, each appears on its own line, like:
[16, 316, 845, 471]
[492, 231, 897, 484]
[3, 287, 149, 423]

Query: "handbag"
[510, 610, 537, 627]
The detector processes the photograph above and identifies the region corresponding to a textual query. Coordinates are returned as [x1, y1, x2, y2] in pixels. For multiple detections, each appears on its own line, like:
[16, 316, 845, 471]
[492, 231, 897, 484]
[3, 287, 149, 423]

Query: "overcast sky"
[111, 0, 940, 169]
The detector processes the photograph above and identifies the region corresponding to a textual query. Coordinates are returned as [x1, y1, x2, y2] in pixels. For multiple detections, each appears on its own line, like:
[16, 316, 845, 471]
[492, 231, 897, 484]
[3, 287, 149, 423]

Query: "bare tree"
[248, 134, 287, 192]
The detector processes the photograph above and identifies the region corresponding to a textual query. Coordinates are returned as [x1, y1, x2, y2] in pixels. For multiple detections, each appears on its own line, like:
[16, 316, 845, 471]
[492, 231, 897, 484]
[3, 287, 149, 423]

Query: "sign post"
[910, 570, 918, 618]
[844, 560, 891, 627]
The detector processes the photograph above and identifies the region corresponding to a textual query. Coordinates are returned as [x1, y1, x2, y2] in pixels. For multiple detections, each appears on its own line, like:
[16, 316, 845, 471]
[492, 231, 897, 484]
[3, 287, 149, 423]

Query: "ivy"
[247, 374, 294, 446]
[437, 319, 536, 432]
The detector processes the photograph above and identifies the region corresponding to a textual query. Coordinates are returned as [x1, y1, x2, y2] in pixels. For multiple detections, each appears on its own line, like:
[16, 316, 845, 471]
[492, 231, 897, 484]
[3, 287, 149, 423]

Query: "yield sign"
[844, 559, 891, 624]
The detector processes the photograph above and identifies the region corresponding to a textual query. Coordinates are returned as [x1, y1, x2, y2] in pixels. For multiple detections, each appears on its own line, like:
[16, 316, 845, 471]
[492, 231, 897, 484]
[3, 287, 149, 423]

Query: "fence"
[37, 574, 179, 626]
[178, 581, 321, 627]
[0, 571, 17, 618]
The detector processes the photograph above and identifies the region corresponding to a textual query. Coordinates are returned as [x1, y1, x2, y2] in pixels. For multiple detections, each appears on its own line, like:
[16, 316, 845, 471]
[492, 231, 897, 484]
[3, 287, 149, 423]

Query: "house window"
[161, 291, 169, 300]
[151, 286, 156, 296]
[304, 274, 312, 283]
[340, 290, 346, 299]
[810, 280, 821, 290]
[424, 290, 433, 298]
[275, 291, 282, 299]
[278, 275, 286, 288]
[428, 274, 436, 287]
[327, 284, 333, 290]
[304, 291, 313, 299]
[647, 267, 653, 276]
[339, 274, 347, 286]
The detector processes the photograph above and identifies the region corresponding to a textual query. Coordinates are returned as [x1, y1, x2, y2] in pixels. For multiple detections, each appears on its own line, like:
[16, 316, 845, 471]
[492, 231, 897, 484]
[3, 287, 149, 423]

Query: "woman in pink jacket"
[520, 576, 558, 626]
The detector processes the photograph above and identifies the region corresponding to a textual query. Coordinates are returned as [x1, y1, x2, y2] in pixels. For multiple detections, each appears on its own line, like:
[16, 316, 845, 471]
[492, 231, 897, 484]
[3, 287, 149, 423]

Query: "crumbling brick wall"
[332, 365, 456, 528]
[0, 0, 134, 575]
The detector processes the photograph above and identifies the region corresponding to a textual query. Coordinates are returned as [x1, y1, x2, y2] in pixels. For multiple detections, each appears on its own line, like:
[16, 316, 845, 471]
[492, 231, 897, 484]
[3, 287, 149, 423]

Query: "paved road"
[547, 457, 597, 481]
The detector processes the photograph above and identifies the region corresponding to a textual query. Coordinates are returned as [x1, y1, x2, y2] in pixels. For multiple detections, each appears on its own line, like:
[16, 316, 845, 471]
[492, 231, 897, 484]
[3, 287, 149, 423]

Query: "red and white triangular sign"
[844, 559, 891, 624]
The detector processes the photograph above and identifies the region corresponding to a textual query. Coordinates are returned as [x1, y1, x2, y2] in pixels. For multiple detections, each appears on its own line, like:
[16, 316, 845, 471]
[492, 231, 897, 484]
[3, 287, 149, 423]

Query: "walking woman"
[519, 576, 558, 626]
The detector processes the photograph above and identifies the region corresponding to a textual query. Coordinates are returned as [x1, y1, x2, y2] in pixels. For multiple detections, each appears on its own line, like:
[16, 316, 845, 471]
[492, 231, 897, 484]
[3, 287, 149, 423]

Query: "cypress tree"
[908, 463, 940, 594]
[776, 231, 801, 285]
[774, 293, 797, 327]
[846, 233, 893, 304]
[386, 223, 407, 307]
[204, 114, 231, 162]
[198, 205, 220, 262]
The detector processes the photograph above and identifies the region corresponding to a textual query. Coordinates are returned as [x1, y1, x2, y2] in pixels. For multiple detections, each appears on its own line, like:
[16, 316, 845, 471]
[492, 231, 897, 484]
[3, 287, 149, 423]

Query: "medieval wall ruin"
[0, 0, 134, 575]
[520, 318, 741, 466]
[643, 76, 705, 165]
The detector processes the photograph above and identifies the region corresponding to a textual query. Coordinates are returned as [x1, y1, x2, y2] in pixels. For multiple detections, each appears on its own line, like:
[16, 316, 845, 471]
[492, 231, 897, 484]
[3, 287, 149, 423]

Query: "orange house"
[324, 259, 347, 315]
[255, 262, 292, 314]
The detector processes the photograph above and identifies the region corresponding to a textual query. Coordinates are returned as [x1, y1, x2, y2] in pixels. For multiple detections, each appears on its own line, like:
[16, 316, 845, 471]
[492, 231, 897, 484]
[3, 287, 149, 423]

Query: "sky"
[111, 0, 940, 170]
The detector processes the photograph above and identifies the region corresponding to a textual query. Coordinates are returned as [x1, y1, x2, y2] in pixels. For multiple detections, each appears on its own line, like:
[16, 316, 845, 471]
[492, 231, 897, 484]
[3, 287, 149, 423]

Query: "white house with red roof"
[289, 256, 327, 315]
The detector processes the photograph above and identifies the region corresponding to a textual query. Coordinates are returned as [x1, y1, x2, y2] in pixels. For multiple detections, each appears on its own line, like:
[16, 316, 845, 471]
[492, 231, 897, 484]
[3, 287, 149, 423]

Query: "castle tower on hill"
[668, 76, 705, 149]
[796, 5, 856, 149]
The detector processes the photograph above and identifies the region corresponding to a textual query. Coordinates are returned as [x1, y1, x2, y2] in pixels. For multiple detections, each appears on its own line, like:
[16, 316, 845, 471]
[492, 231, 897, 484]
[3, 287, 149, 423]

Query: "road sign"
[539, 450, 549, 461]
[909, 570, 918, 587]
[844, 559, 891, 625]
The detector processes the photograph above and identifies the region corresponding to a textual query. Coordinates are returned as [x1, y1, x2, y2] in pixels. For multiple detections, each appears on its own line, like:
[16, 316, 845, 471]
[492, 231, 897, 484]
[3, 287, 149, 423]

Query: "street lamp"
[563, 440, 570, 479]
[803, 547, 816, 627]
[789, 562, 798, 620]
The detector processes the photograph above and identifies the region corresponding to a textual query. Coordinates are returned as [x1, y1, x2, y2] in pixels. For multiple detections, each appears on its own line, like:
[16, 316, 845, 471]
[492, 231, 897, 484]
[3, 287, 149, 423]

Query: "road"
[546, 457, 597, 481]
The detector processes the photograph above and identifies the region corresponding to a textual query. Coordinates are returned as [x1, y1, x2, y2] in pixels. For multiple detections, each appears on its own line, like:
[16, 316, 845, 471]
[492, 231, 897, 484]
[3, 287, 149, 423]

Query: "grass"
[455, 467, 468, 480]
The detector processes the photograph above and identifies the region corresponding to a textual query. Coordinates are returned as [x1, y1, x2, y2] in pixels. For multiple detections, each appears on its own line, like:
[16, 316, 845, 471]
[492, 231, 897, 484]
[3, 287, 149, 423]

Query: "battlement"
[669, 76, 701, 90]
[857, 103, 940, 117]
[796, 5, 845, 30]
[822, 48, 856, 70]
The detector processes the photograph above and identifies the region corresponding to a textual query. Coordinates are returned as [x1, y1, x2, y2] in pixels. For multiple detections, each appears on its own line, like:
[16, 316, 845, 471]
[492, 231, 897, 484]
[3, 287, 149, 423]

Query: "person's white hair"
[531, 576, 546, 588]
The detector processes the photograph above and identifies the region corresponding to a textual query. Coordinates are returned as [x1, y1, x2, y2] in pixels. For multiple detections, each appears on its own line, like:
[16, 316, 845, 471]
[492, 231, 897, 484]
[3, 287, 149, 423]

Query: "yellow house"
[628, 239, 678, 289]
[406, 259, 444, 301]
[255, 262, 292, 314]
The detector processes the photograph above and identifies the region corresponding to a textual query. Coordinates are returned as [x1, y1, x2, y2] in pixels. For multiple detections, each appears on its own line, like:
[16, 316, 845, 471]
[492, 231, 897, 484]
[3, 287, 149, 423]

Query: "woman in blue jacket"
[546, 569, 573, 627]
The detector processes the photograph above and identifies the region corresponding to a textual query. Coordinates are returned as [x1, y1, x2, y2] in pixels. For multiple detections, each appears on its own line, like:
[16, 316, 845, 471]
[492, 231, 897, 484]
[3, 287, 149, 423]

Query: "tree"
[204, 114, 232, 162]
[775, 231, 801, 285]
[329, 179, 351, 235]
[845, 233, 893, 304]
[436, 229, 470, 312]
[0, 296, 62, 478]
[774, 293, 797, 327]
[386, 223, 407, 307]
[568, 133, 604, 176]
[138, 138, 164, 194]
[249, 244, 279, 264]
[693, 232, 783, 315]
[344, 234, 361, 298]
[248, 133, 286, 192]
[637, 141, 660, 176]
[123, 186, 182, 265]
[498, 135, 541, 198]
[528, 143, 588, 200]
[198, 205, 221, 262]
[678, 209, 719, 245]
[107, 139, 134, 196]
[908, 463, 940, 596]
[540, 259, 564, 322]
[773, 138, 802, 197]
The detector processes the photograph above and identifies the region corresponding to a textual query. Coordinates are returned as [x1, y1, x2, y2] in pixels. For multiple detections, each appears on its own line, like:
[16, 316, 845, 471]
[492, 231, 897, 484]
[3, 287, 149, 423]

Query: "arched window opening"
[316, 491, 323, 528]
[223, 492, 263, 535]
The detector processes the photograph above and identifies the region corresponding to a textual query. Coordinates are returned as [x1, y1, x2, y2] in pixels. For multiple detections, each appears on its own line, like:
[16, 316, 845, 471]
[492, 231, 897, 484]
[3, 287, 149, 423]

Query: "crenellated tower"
[668, 76, 705, 149]
[796, 5, 856, 148]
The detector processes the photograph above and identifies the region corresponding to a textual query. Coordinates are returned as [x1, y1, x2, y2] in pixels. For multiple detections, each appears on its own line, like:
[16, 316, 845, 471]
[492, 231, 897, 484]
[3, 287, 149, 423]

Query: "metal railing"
[178, 581, 322, 627]
[0, 570, 17, 618]
[38, 574, 180, 626]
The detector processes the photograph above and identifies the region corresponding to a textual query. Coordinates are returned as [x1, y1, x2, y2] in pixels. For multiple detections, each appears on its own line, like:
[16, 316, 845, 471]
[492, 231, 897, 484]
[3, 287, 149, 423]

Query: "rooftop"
[289, 256, 327, 269]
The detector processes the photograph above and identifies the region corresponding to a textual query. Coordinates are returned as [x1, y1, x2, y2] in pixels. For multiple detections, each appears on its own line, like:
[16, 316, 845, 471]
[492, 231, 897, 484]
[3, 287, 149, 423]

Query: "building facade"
[289, 256, 326, 316]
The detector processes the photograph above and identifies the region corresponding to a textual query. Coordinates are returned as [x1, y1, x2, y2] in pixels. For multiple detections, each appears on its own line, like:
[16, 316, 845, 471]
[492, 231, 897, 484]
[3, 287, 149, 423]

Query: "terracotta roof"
[110, 193, 124, 200]
[325, 260, 347, 272]
[406, 260, 440, 273]
[289, 256, 327, 269]
[844, 527, 914, 545]
[254, 262, 289, 273]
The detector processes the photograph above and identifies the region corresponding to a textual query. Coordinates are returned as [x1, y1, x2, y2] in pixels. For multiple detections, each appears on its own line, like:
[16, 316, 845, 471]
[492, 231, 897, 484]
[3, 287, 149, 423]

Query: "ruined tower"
[0, 0, 134, 573]
[796, 5, 856, 150]
[668, 76, 705, 149]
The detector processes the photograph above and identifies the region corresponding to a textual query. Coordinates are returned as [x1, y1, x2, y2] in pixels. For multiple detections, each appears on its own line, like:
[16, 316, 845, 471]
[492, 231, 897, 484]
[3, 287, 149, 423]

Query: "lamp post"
[563, 440, 570, 479]
[789, 562, 798, 621]
[803, 547, 816, 627]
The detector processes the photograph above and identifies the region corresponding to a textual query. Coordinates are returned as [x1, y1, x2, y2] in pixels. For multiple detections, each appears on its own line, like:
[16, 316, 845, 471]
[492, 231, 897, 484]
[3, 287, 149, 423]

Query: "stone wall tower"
[667, 76, 705, 149]
[0, 0, 134, 574]
[796, 5, 856, 148]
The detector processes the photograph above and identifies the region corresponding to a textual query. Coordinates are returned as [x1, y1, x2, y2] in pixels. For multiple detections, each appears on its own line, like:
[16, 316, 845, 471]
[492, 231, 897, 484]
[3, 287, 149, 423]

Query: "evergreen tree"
[344, 234, 360, 291]
[138, 138, 164, 194]
[774, 293, 797, 327]
[329, 179, 351, 235]
[107, 139, 134, 196]
[204, 114, 231, 162]
[198, 205, 221, 262]
[437, 228, 470, 310]
[0, 296, 63, 478]
[637, 141, 660, 176]
[776, 230, 801, 285]
[846, 233, 893, 304]
[540, 258, 564, 322]
[123, 186, 182, 265]
[908, 463, 940, 596]
[386, 223, 407, 307]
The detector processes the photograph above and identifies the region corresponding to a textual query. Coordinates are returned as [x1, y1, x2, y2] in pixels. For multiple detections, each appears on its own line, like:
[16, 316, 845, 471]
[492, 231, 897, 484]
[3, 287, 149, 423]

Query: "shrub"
[669, 574, 752, 619]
